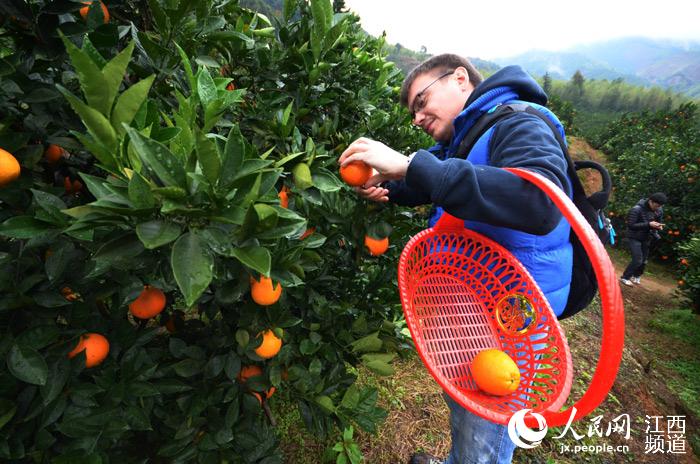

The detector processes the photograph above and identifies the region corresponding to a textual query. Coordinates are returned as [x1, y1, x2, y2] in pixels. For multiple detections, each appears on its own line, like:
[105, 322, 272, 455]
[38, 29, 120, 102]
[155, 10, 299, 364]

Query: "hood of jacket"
[448, 65, 548, 154]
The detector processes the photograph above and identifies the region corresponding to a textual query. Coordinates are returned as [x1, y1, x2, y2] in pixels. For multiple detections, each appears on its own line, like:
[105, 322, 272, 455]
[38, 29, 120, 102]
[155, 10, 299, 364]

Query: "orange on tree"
[67, 333, 110, 368]
[250, 275, 282, 306]
[300, 227, 315, 240]
[470, 348, 520, 396]
[129, 286, 166, 319]
[339, 161, 372, 187]
[79, 1, 109, 23]
[0, 148, 20, 187]
[252, 387, 276, 404]
[61, 286, 80, 302]
[278, 185, 289, 208]
[237, 365, 263, 383]
[45, 144, 65, 164]
[226, 82, 236, 91]
[237, 365, 275, 403]
[254, 329, 282, 359]
[364, 235, 389, 256]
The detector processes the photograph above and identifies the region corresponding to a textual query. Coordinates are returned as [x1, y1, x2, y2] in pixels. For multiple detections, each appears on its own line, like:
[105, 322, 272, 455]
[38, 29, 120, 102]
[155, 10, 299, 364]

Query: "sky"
[343, 0, 700, 59]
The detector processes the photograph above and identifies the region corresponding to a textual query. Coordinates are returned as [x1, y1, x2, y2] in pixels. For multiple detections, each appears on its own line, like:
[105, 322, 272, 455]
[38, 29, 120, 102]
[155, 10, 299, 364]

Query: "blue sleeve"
[403, 113, 570, 235]
[385, 179, 431, 206]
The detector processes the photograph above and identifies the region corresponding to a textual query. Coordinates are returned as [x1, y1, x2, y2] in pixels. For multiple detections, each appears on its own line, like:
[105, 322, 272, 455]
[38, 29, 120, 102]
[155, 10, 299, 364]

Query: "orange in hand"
[80, 1, 109, 23]
[129, 286, 166, 319]
[250, 276, 282, 306]
[68, 333, 110, 368]
[0, 148, 20, 187]
[471, 348, 520, 396]
[364, 235, 389, 256]
[340, 161, 372, 187]
[254, 329, 282, 359]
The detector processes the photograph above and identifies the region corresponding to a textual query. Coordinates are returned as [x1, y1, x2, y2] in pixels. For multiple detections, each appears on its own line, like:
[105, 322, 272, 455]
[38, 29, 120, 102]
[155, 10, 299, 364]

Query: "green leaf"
[312, 168, 344, 192]
[315, 395, 335, 413]
[197, 68, 217, 108]
[128, 172, 156, 208]
[102, 42, 136, 118]
[235, 329, 249, 348]
[60, 33, 111, 116]
[172, 359, 201, 377]
[136, 220, 182, 249]
[196, 132, 221, 185]
[94, 234, 145, 263]
[231, 246, 271, 276]
[171, 232, 213, 307]
[283, 0, 296, 20]
[7, 344, 48, 385]
[79, 173, 114, 200]
[363, 359, 394, 376]
[0, 400, 16, 430]
[220, 125, 245, 187]
[58, 86, 118, 156]
[73, 132, 116, 169]
[350, 333, 382, 353]
[0, 217, 52, 239]
[175, 43, 196, 94]
[40, 358, 70, 406]
[111, 75, 155, 135]
[254, 203, 279, 230]
[126, 127, 187, 188]
[340, 384, 360, 410]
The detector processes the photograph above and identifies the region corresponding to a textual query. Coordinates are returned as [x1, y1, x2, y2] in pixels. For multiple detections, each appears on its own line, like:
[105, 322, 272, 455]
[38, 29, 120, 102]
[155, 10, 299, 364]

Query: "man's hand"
[354, 184, 390, 203]
[339, 137, 410, 187]
[650, 221, 665, 230]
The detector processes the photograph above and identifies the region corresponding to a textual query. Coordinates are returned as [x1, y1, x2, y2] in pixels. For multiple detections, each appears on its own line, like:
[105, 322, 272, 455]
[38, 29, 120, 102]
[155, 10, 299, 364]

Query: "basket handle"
[503, 167, 624, 428]
[433, 210, 466, 230]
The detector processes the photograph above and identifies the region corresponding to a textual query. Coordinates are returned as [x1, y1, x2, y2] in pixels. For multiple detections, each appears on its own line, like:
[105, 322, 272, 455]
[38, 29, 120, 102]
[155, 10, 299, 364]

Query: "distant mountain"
[494, 37, 700, 98]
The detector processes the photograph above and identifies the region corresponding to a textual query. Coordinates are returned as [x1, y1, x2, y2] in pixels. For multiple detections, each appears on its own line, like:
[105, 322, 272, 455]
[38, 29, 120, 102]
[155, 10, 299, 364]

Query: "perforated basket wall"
[398, 223, 573, 425]
[397, 168, 625, 428]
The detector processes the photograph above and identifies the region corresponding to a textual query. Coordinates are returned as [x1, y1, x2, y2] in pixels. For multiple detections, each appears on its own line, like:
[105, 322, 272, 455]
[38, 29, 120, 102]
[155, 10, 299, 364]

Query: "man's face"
[407, 68, 473, 143]
[649, 200, 662, 211]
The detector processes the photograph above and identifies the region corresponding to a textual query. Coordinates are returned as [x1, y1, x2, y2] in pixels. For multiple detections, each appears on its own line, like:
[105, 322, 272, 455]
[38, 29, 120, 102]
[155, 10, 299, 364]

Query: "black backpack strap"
[455, 103, 611, 209]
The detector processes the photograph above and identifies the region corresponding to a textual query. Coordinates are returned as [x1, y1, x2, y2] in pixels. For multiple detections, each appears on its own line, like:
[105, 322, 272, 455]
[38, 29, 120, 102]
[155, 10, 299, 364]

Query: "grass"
[648, 308, 700, 418]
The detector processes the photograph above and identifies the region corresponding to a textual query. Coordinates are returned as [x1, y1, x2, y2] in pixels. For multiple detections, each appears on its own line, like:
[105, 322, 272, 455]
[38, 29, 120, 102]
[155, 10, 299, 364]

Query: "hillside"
[496, 37, 700, 98]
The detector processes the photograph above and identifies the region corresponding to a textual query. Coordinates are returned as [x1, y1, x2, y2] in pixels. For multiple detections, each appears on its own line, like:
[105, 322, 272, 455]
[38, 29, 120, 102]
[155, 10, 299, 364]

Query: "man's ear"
[453, 67, 472, 91]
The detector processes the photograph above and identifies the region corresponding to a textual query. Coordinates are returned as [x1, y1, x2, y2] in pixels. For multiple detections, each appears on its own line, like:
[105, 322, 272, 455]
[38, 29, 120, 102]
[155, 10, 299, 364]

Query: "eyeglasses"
[410, 70, 454, 119]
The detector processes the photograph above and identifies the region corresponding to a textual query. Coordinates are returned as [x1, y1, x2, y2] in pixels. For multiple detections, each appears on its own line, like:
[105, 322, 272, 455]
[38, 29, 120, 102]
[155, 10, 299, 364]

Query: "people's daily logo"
[507, 409, 548, 449]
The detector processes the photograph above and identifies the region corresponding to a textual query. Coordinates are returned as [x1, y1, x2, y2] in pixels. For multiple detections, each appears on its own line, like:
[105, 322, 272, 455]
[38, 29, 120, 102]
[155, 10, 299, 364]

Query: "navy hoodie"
[388, 65, 570, 235]
[387, 65, 574, 314]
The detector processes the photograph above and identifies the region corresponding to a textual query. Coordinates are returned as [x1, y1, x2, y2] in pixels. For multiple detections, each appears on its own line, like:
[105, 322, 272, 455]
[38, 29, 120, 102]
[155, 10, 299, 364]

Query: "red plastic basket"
[397, 168, 624, 427]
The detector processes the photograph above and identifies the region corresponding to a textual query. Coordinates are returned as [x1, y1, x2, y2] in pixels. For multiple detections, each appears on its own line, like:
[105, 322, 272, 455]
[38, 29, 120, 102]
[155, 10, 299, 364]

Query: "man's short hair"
[400, 54, 484, 107]
[649, 192, 667, 204]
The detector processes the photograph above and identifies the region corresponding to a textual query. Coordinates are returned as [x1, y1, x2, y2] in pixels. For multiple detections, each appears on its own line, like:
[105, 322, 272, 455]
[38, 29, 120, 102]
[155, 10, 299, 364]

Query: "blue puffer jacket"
[387, 66, 573, 315]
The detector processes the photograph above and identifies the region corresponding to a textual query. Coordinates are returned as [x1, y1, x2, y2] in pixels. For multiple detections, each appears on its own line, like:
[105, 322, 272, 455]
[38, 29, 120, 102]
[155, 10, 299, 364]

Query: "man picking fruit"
[339, 54, 574, 464]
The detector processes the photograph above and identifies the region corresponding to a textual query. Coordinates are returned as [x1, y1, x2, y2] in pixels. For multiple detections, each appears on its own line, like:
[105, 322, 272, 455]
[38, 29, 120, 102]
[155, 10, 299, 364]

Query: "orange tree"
[0, 0, 429, 461]
[597, 103, 699, 309]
